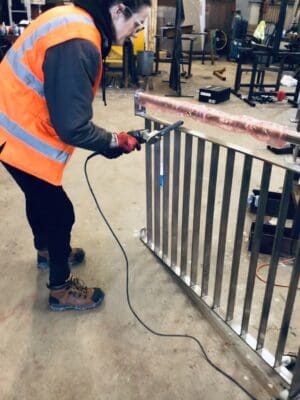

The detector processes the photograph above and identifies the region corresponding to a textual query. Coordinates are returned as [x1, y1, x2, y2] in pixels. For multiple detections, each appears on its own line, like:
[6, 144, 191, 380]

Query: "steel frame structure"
[135, 96, 300, 399]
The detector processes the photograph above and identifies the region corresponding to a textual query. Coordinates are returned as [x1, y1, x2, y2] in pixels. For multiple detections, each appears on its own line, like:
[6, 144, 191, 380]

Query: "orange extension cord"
[256, 258, 300, 289]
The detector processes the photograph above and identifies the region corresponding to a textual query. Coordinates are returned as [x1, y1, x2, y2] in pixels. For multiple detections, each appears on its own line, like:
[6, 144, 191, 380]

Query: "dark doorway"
[206, 0, 235, 35]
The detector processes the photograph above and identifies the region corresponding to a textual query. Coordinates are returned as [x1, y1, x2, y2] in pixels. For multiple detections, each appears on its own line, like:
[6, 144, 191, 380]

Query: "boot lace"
[67, 275, 88, 298]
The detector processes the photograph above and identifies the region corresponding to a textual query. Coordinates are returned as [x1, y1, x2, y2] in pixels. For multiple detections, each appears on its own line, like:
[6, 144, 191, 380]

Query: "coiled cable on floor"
[84, 152, 259, 400]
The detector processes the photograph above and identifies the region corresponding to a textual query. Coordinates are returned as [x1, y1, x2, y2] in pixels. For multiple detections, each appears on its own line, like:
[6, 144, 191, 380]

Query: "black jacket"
[43, 1, 115, 153]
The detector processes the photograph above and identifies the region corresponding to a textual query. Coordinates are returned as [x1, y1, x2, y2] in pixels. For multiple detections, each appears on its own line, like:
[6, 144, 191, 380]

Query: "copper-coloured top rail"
[135, 92, 300, 148]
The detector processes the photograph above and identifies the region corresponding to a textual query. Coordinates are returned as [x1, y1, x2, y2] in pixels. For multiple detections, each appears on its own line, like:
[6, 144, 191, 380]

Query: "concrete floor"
[0, 59, 298, 400]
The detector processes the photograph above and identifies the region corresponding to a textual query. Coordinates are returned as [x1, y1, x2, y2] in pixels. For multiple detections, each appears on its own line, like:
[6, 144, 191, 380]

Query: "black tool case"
[198, 85, 231, 104]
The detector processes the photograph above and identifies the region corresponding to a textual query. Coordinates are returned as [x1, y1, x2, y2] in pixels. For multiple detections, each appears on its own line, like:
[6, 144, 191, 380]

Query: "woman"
[0, 0, 152, 311]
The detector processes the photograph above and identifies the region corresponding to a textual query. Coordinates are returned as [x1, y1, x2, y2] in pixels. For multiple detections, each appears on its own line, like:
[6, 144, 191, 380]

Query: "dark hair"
[73, 0, 152, 57]
[109, 0, 152, 14]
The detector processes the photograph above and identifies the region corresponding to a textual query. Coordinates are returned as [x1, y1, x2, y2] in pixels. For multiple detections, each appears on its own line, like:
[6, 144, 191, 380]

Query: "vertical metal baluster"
[201, 143, 219, 297]
[291, 199, 300, 240]
[241, 162, 272, 337]
[162, 131, 171, 261]
[275, 239, 300, 367]
[180, 134, 193, 278]
[191, 139, 205, 286]
[154, 122, 161, 253]
[226, 155, 253, 321]
[257, 171, 294, 350]
[145, 119, 153, 246]
[213, 149, 235, 309]
[289, 347, 300, 399]
[171, 129, 181, 268]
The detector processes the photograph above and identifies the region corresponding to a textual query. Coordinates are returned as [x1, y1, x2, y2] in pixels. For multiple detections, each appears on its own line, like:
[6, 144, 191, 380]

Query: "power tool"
[128, 120, 184, 145]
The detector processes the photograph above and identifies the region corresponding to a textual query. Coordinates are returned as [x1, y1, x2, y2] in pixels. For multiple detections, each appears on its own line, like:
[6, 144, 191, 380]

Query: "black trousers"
[2, 162, 74, 286]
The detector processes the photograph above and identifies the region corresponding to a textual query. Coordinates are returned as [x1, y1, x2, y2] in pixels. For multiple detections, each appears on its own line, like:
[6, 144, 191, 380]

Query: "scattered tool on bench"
[128, 120, 184, 144]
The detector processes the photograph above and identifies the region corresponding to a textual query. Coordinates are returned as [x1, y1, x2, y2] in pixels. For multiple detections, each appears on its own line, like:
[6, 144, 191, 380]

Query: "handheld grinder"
[128, 120, 184, 145]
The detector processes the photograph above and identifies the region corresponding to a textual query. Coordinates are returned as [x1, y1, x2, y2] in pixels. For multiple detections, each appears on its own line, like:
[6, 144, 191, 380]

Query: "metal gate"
[135, 98, 300, 399]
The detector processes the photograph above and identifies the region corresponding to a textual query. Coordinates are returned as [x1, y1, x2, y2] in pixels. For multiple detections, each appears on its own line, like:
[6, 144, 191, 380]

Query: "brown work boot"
[37, 248, 85, 269]
[48, 275, 105, 311]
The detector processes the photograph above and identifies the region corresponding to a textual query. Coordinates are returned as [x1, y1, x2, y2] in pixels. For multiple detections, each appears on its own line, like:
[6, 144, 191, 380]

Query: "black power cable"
[84, 152, 259, 400]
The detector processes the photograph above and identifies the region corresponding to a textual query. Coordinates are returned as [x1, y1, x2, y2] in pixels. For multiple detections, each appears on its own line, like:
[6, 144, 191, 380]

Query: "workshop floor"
[0, 59, 298, 400]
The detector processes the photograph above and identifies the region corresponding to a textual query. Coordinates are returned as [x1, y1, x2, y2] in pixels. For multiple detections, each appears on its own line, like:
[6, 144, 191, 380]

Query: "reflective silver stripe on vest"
[0, 113, 70, 163]
[6, 13, 94, 98]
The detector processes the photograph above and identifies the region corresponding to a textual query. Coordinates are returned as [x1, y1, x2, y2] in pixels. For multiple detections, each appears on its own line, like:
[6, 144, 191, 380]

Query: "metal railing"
[135, 105, 300, 399]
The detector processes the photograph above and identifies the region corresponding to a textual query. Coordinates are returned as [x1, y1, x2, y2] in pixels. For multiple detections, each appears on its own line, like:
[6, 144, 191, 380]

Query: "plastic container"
[137, 51, 154, 76]
[248, 189, 296, 219]
[248, 222, 297, 256]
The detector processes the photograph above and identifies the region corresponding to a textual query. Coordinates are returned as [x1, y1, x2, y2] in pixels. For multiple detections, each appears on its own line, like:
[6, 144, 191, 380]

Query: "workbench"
[154, 24, 210, 77]
[234, 46, 300, 104]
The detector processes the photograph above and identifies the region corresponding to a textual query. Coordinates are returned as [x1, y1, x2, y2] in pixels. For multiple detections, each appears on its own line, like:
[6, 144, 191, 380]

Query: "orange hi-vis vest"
[0, 5, 102, 185]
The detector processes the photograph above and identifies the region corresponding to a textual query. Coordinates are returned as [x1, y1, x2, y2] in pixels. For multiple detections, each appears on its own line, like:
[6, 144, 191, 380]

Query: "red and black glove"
[116, 132, 141, 153]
